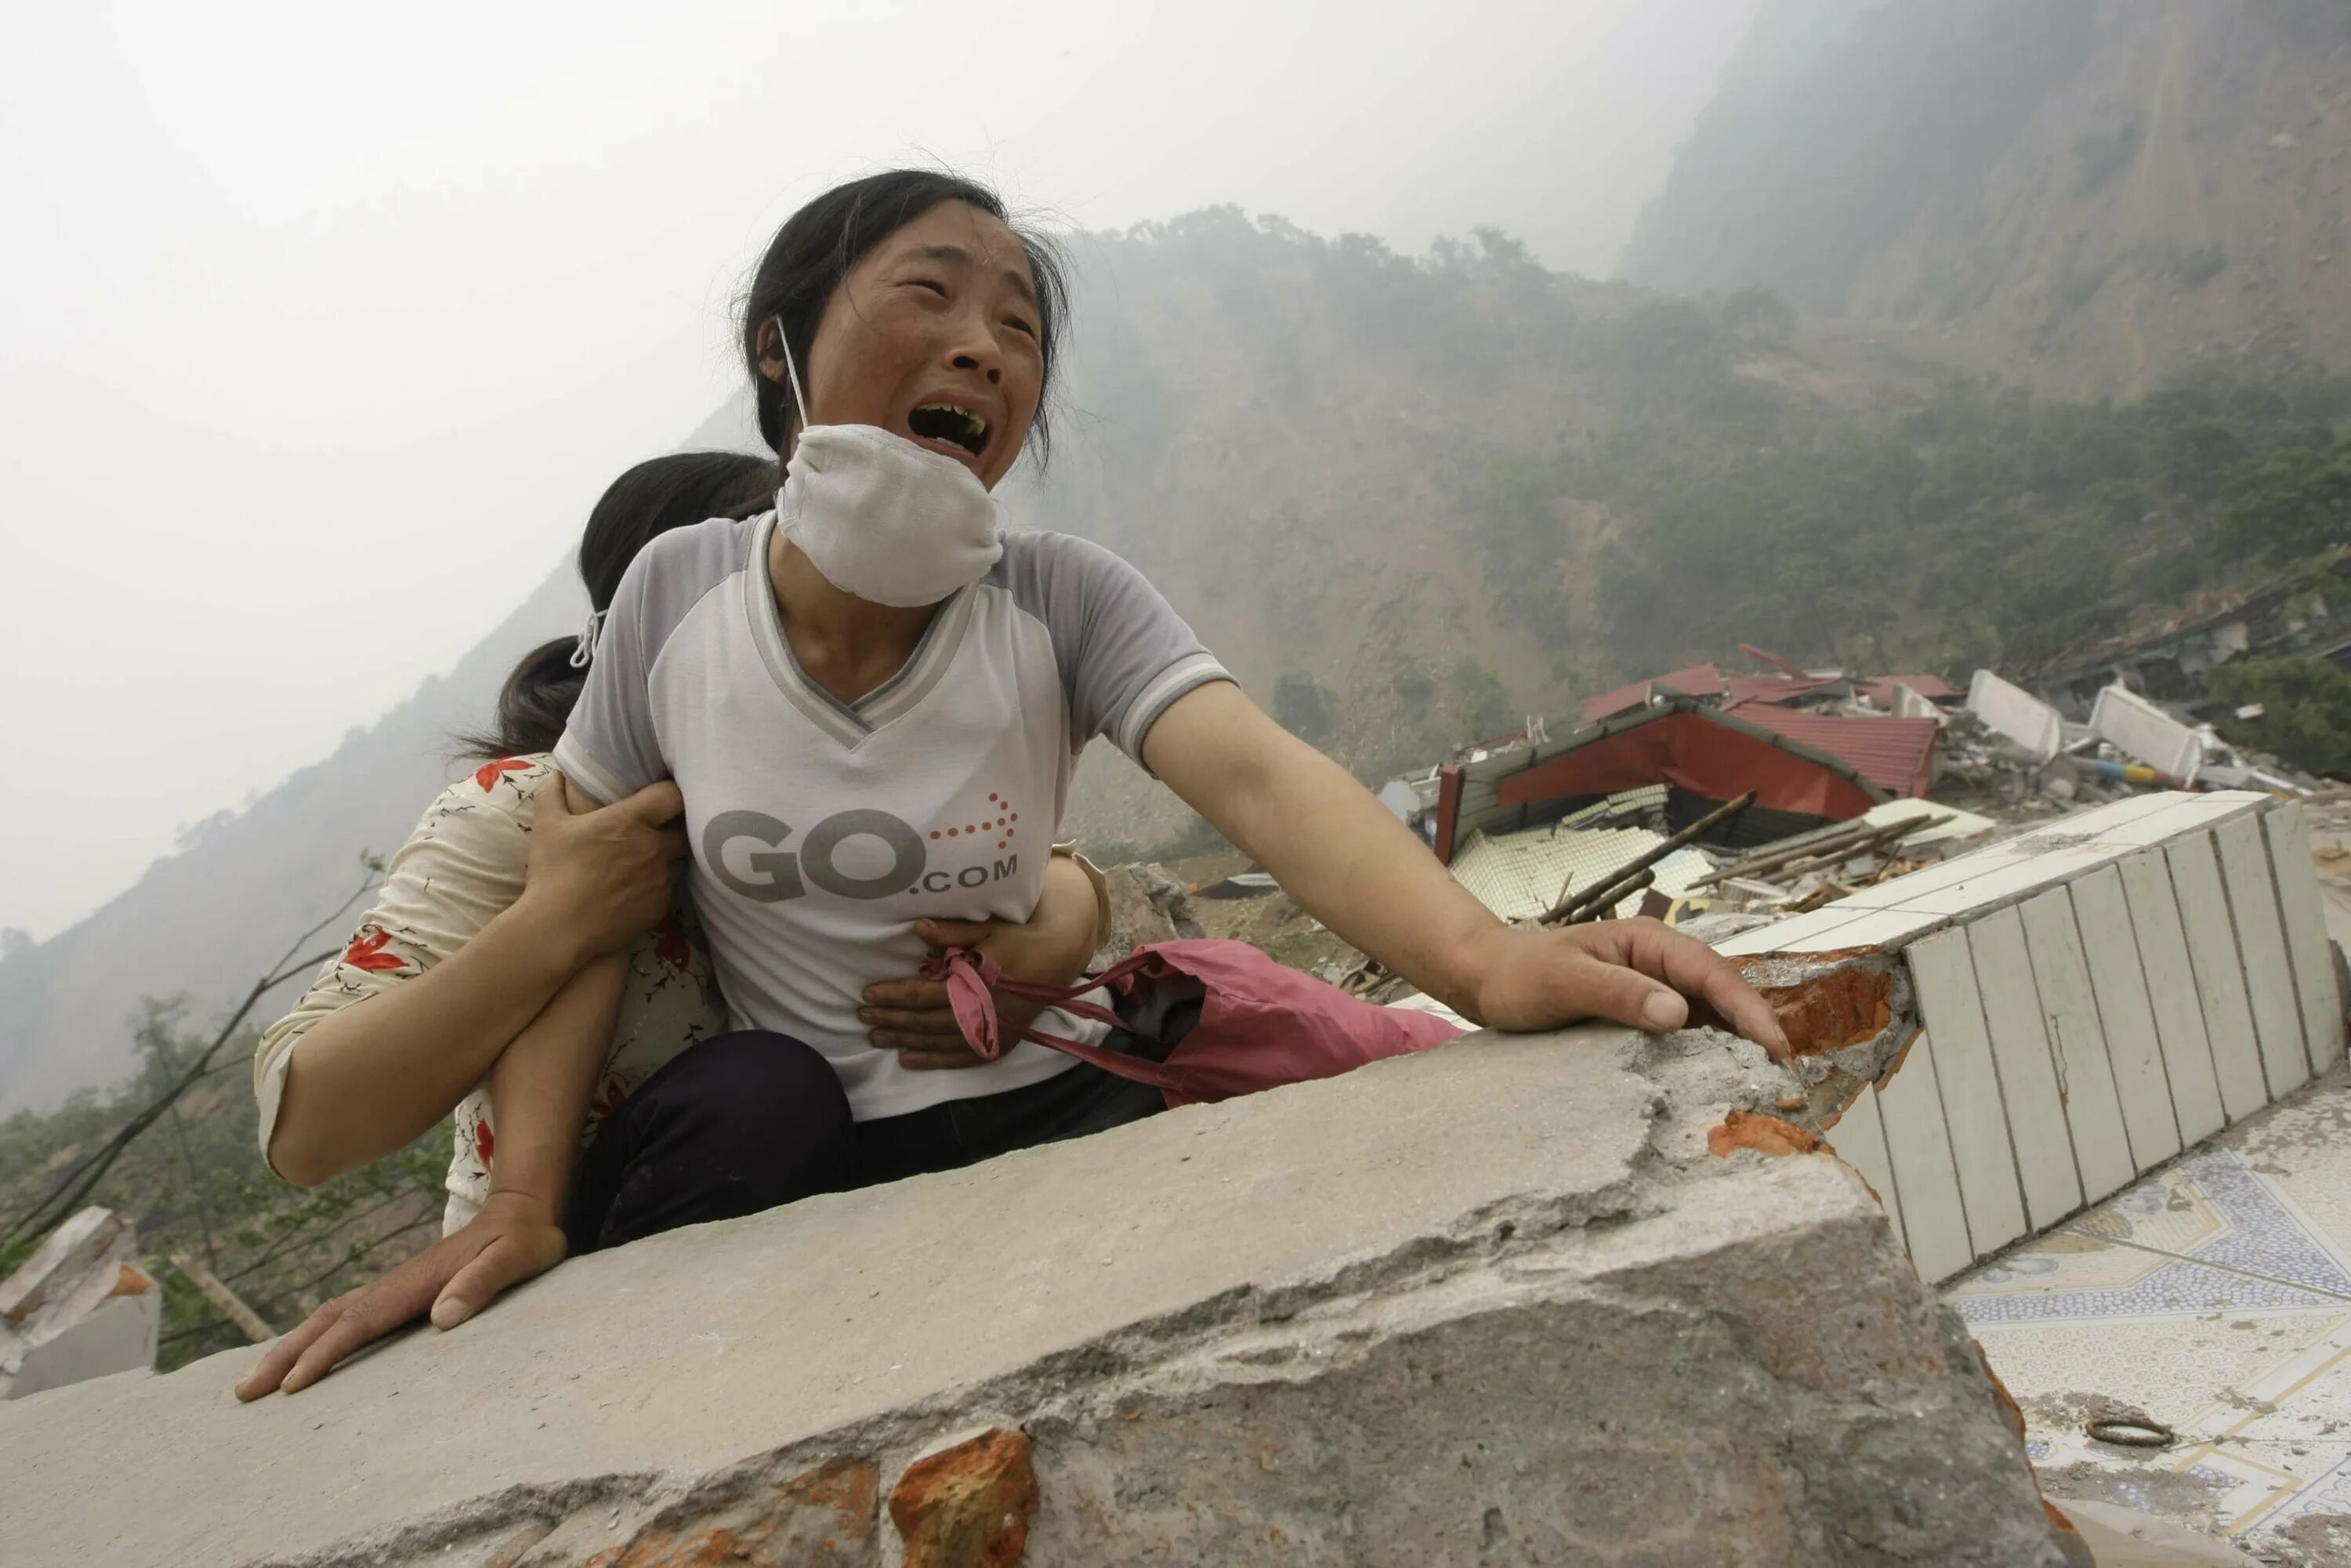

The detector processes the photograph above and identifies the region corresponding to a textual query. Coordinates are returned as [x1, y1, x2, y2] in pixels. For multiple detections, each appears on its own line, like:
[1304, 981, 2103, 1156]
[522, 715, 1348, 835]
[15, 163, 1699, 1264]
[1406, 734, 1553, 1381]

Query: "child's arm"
[266, 777, 681, 1186]
[236, 954, 625, 1400]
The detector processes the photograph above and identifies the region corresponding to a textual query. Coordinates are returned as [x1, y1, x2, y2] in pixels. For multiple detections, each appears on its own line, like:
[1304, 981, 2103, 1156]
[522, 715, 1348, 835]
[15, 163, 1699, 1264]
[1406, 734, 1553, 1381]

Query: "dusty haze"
[0, 0, 1759, 943]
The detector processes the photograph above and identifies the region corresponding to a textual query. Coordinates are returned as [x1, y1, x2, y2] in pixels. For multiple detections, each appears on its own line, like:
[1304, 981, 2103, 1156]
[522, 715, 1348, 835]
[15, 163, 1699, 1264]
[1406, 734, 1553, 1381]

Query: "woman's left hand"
[861, 876, 1103, 1070]
[1462, 919, 1790, 1057]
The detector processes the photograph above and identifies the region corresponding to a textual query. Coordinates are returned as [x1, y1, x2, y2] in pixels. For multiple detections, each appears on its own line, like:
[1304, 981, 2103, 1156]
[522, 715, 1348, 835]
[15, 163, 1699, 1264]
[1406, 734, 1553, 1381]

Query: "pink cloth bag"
[922, 939, 1465, 1107]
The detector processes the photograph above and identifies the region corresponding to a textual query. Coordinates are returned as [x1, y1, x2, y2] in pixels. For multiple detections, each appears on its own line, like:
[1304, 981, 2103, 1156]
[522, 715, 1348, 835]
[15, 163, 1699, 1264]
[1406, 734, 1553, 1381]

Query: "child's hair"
[460, 451, 777, 759]
[741, 168, 1069, 461]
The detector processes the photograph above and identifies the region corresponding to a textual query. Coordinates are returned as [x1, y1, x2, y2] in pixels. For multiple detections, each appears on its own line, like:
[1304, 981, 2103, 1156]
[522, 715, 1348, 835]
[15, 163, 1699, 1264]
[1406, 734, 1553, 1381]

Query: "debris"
[1449, 824, 1715, 923]
[1090, 864, 1204, 969]
[1195, 871, 1278, 900]
[1968, 669, 2065, 762]
[1541, 790, 1755, 925]
[1, 1207, 161, 1400]
[2088, 684, 2204, 783]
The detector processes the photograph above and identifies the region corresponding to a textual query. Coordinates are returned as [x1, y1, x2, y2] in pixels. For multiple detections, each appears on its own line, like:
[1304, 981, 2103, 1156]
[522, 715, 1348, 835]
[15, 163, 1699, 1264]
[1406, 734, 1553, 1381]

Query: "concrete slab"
[1, 1030, 2064, 1567]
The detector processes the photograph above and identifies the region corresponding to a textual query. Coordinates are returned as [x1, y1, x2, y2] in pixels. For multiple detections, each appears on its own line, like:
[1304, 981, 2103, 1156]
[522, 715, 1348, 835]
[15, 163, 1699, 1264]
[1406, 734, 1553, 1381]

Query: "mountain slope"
[1622, 0, 2351, 397]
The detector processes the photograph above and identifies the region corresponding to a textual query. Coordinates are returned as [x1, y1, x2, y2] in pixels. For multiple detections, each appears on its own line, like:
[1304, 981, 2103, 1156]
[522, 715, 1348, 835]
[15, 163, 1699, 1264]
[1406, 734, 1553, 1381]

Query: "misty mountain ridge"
[1624, 0, 2351, 397]
[9, 0, 2350, 1112]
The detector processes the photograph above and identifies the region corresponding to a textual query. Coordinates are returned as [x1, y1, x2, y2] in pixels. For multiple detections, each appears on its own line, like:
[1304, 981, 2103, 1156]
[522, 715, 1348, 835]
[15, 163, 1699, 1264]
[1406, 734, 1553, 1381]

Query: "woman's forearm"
[269, 894, 591, 1185]
[1144, 684, 1505, 1013]
[480, 954, 627, 1219]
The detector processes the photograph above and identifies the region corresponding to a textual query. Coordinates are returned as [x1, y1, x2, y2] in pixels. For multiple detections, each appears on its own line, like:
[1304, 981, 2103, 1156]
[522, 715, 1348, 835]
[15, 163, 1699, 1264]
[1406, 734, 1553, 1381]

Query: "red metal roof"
[1578, 663, 1722, 725]
[1492, 705, 1883, 831]
[1721, 674, 1843, 706]
[1719, 701, 1940, 798]
[1853, 674, 1960, 705]
[1738, 644, 1811, 680]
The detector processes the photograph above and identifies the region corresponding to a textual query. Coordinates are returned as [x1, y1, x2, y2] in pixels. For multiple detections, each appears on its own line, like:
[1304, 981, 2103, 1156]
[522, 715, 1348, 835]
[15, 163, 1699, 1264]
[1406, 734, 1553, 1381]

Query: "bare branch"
[0, 864, 379, 1247]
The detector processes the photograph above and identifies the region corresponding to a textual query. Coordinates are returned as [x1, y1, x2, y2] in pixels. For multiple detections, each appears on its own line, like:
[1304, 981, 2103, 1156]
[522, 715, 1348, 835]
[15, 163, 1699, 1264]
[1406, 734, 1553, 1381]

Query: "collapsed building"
[2023, 545, 2351, 719]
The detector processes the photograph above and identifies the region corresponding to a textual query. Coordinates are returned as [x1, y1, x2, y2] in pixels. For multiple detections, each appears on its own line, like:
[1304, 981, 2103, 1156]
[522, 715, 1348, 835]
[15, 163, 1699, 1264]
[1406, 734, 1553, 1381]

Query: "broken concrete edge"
[1726, 946, 1919, 1120]
[221, 1021, 2052, 1568]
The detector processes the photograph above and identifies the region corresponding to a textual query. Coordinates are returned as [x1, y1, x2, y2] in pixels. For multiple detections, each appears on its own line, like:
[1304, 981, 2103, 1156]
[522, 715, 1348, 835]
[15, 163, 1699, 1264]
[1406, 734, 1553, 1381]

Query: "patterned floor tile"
[2217, 1071, 2351, 1273]
[1954, 1070, 2351, 1553]
[1949, 1151, 2351, 1327]
[1980, 1309, 2350, 1453]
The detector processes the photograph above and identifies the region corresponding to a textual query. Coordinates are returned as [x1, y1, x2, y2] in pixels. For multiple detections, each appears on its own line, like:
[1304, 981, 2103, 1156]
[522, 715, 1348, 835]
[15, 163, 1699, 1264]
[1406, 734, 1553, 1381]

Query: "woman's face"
[763, 201, 1044, 491]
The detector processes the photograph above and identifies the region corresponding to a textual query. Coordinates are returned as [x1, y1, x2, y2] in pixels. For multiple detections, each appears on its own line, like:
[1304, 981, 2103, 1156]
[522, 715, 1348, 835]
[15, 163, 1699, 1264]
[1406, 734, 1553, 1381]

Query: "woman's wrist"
[495, 888, 598, 976]
[1425, 917, 1520, 1026]
[480, 1178, 567, 1227]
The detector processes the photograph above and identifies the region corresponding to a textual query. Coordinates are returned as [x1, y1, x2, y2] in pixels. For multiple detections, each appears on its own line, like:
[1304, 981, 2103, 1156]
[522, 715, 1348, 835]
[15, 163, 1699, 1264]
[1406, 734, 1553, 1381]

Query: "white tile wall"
[2216, 812, 2313, 1101]
[2067, 864, 2183, 1169]
[2266, 802, 2349, 1076]
[2117, 847, 2227, 1146]
[1904, 928, 2027, 1259]
[1737, 792, 2345, 1285]
[2167, 829, 2273, 1121]
[2018, 888, 2138, 1204]
[1873, 1032, 1976, 1283]
[1823, 1081, 1903, 1247]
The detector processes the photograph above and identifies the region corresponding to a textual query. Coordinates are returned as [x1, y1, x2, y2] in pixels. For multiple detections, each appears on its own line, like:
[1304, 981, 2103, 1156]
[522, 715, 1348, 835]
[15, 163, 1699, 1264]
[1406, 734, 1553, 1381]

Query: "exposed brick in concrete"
[888, 1429, 1037, 1568]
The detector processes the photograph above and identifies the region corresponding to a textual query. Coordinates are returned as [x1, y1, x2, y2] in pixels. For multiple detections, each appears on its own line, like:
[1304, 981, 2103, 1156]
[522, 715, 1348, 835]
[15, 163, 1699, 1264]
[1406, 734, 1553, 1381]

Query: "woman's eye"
[909, 278, 948, 297]
[1004, 316, 1036, 338]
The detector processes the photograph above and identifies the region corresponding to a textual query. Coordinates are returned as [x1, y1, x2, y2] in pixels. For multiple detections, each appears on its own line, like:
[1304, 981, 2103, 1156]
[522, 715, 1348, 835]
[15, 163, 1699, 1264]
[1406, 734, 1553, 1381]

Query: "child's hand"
[234, 1192, 566, 1400]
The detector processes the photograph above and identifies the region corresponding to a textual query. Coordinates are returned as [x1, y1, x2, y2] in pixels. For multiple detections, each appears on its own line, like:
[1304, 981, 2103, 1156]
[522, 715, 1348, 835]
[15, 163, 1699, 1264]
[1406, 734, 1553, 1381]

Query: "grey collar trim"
[744, 514, 974, 748]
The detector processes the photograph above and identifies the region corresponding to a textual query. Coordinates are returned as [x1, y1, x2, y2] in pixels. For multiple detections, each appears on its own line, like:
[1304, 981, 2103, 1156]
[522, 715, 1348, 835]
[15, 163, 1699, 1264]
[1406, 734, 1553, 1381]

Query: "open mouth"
[907, 403, 990, 459]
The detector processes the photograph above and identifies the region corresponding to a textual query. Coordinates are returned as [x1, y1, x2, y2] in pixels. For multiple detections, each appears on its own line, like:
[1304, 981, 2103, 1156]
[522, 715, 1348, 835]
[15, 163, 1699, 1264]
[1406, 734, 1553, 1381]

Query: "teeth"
[916, 404, 986, 436]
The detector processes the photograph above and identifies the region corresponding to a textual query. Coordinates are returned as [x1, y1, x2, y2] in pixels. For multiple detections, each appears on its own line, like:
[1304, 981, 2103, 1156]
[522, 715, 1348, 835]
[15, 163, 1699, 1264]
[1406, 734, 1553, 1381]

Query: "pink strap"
[925, 948, 1179, 1094]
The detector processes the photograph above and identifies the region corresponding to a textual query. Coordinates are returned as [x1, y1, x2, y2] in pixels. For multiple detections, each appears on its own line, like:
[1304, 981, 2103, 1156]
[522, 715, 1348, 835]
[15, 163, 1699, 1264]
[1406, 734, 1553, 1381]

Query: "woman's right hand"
[516, 773, 688, 961]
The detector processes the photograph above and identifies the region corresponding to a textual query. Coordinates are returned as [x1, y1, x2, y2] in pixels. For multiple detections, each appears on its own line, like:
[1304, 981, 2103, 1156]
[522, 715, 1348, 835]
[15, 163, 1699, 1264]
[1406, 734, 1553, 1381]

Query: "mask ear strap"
[773, 317, 812, 436]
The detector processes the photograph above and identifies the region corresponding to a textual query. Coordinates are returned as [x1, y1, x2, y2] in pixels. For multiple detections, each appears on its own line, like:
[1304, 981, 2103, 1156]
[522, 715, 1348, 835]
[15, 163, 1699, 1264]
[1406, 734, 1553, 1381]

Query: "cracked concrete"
[1, 1027, 2063, 1566]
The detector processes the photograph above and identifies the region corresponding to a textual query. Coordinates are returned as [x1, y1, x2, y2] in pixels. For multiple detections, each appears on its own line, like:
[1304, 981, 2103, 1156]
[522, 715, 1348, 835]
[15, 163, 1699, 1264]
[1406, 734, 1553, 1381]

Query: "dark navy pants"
[562, 1030, 1164, 1253]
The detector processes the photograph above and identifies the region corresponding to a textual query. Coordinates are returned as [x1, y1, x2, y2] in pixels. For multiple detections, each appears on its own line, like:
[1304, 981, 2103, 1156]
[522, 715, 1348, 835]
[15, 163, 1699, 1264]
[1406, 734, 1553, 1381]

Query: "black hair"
[460, 451, 777, 759]
[741, 168, 1069, 462]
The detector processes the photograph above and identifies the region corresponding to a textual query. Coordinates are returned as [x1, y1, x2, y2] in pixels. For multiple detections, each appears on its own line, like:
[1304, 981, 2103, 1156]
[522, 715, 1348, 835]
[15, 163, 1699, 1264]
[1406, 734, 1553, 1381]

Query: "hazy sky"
[0, 0, 1759, 941]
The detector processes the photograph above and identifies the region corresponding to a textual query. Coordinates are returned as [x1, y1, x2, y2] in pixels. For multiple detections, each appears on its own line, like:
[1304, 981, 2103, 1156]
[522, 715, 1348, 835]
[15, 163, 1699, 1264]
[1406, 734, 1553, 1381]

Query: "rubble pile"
[1353, 643, 2349, 949]
[1, 1207, 160, 1401]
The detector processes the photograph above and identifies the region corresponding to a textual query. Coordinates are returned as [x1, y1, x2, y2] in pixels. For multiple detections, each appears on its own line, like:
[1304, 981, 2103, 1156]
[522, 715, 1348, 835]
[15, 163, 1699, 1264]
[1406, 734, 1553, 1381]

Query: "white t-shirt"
[552, 515, 1230, 1120]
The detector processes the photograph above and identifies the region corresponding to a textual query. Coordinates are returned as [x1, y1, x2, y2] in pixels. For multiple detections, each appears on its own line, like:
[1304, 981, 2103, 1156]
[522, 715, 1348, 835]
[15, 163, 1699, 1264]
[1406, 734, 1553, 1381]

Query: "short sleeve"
[251, 759, 549, 1174]
[550, 516, 749, 804]
[993, 533, 1233, 766]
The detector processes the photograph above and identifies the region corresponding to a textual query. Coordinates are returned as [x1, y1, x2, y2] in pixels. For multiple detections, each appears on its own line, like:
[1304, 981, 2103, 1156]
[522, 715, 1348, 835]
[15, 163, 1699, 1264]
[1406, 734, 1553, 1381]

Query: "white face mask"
[770, 323, 1005, 607]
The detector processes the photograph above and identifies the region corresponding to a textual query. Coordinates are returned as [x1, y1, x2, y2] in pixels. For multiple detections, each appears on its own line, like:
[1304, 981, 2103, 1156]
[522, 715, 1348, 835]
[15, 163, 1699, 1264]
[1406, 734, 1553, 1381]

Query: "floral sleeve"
[250, 756, 553, 1173]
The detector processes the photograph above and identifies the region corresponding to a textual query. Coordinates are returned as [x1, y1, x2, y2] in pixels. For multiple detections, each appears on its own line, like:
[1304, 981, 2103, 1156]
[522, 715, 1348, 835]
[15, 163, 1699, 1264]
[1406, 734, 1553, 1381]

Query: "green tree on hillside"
[2219, 441, 2351, 563]
[2208, 657, 2351, 777]
[1448, 660, 1516, 742]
